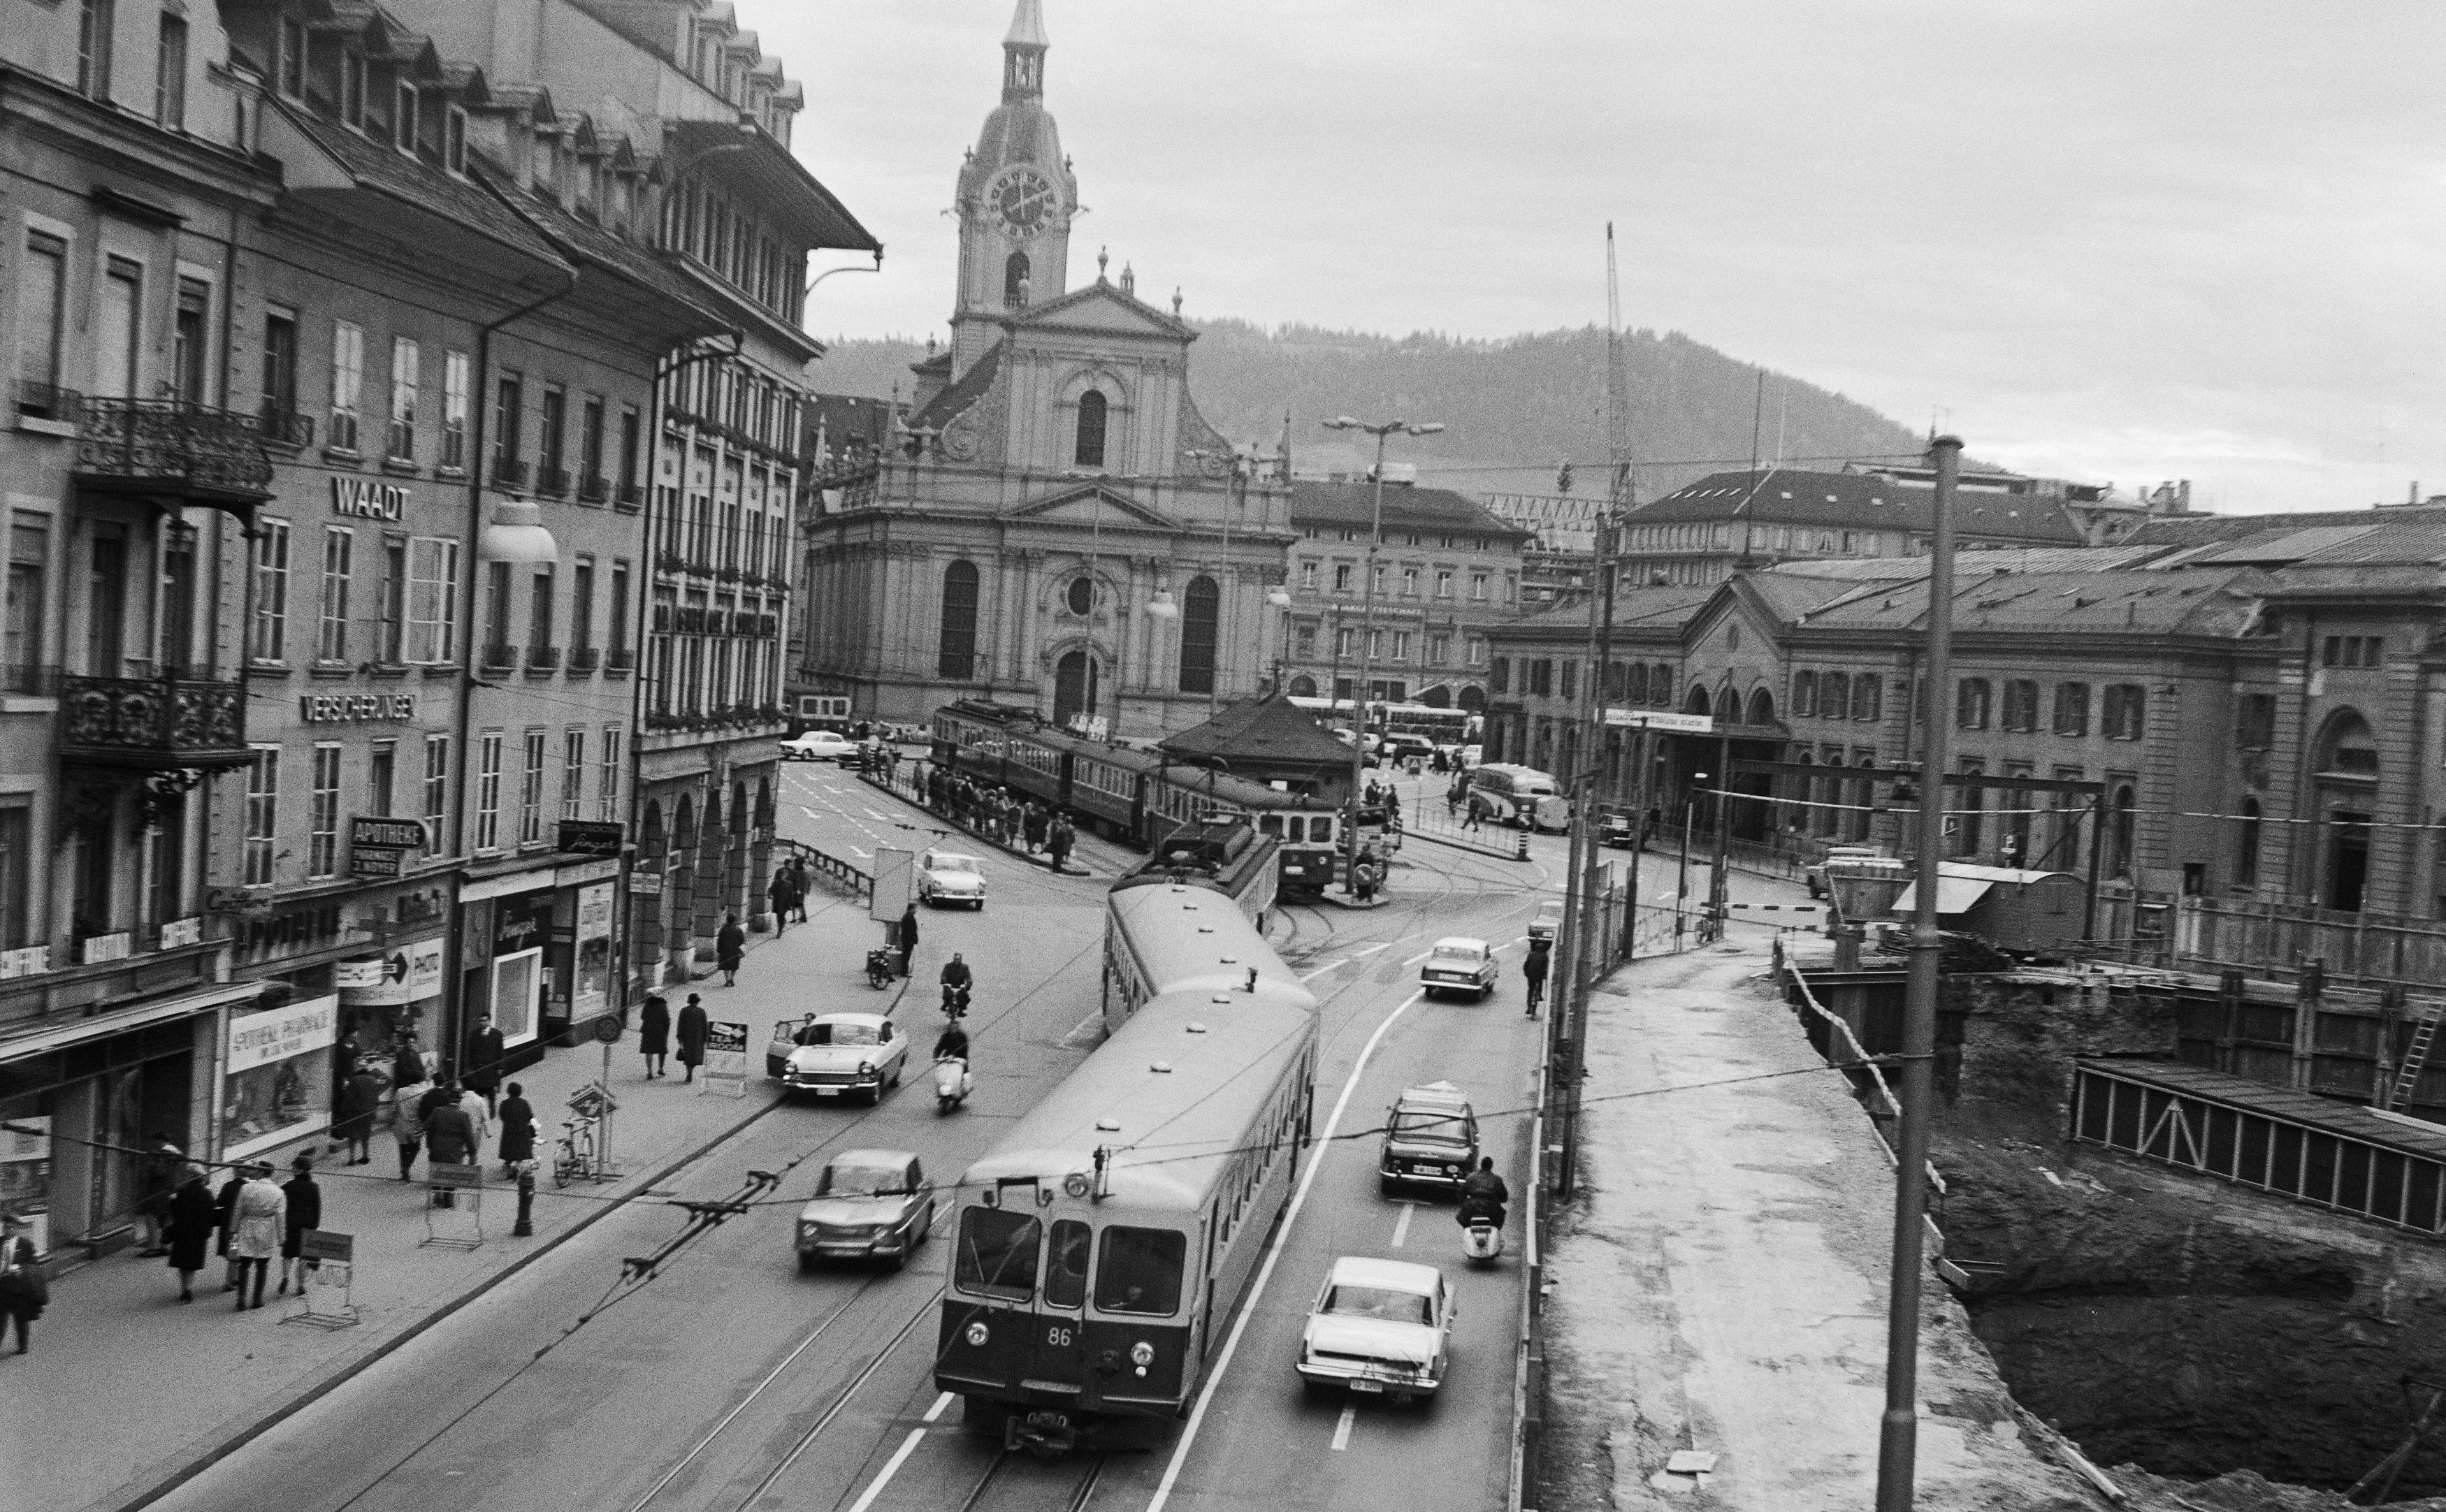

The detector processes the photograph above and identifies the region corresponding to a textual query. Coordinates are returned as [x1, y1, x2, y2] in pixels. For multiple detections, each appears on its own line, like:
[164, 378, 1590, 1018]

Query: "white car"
[768, 1012, 909, 1103]
[918, 850, 987, 910]
[780, 730, 857, 763]
[1296, 1256, 1452, 1403]
[1419, 937, 1497, 1001]
[795, 1149, 936, 1271]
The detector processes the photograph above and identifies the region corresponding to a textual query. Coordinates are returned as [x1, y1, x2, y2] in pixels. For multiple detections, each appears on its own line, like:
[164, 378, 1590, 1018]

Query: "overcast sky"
[761, 1, 2446, 514]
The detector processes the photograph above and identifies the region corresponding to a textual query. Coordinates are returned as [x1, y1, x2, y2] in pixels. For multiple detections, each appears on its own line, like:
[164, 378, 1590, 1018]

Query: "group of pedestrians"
[765, 857, 813, 934]
[152, 1154, 316, 1311]
[919, 768, 1077, 871]
[635, 992, 710, 1082]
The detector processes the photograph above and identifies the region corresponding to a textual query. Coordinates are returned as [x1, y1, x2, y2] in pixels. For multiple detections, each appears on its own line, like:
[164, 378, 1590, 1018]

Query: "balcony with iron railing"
[567, 647, 602, 673]
[578, 474, 609, 503]
[526, 645, 562, 671]
[15, 379, 81, 424]
[481, 643, 519, 673]
[70, 397, 276, 504]
[258, 405, 314, 450]
[536, 465, 572, 497]
[58, 673, 249, 769]
[491, 456, 529, 488]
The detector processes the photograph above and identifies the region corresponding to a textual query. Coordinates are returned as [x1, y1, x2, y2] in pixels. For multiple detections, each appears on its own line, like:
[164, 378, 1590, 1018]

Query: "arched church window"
[1004, 252, 1030, 310]
[937, 560, 980, 681]
[1289, 674, 1318, 699]
[1066, 576, 1096, 616]
[1074, 391, 1108, 468]
[1178, 576, 1220, 695]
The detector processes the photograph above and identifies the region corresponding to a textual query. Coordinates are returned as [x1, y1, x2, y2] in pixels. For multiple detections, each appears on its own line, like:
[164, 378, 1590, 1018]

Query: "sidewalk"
[3, 900, 899, 1512]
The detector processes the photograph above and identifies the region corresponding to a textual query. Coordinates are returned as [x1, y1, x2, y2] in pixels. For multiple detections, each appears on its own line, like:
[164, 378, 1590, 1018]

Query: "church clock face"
[990, 168, 1056, 239]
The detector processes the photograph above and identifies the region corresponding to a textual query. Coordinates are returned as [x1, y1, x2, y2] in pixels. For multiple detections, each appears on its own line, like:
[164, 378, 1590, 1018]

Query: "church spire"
[1003, 0, 1048, 101]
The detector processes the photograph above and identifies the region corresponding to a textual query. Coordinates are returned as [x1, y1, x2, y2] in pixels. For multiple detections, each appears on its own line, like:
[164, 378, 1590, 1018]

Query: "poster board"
[702, 1021, 748, 1098]
[222, 995, 339, 1161]
[868, 849, 915, 924]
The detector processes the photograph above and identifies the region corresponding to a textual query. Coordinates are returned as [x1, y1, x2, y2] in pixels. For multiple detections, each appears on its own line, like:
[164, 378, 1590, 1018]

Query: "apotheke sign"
[332, 476, 410, 521]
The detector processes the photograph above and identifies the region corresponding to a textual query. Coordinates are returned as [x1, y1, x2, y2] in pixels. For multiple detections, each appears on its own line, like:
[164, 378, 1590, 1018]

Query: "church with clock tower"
[797, 0, 1291, 737]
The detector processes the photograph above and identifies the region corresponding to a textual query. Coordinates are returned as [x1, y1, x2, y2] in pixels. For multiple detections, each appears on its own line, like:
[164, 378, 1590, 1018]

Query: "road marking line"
[864, 809, 894, 822]
[1350, 943, 1391, 958]
[1332, 1405, 1356, 1451]
[921, 1390, 956, 1423]
[1391, 1202, 1414, 1248]
[1145, 987, 1423, 1512]
[844, 1427, 928, 1512]
[1297, 959, 1349, 982]
[801, 806, 821, 819]
[1402, 949, 1433, 966]
[850, 846, 871, 859]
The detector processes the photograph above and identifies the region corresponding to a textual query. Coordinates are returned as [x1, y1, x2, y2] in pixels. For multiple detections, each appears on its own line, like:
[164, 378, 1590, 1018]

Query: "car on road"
[795, 1149, 936, 1270]
[779, 729, 859, 763]
[917, 849, 987, 909]
[769, 1012, 909, 1103]
[1805, 844, 1890, 900]
[1380, 733, 1436, 766]
[1527, 899, 1564, 945]
[1419, 937, 1498, 1001]
[1295, 1256, 1452, 1403]
[1379, 1081, 1479, 1195]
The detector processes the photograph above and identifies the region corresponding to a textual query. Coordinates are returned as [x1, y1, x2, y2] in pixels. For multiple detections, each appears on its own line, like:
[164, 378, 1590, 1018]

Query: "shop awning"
[1891, 876, 1996, 915]
[0, 980, 262, 1059]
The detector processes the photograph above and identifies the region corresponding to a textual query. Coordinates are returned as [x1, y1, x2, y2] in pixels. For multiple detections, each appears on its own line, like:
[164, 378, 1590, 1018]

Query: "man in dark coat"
[136, 1133, 182, 1255]
[1023, 803, 1049, 854]
[424, 1083, 479, 1164]
[897, 902, 919, 978]
[335, 1065, 383, 1166]
[277, 1155, 323, 1295]
[463, 1013, 507, 1114]
[676, 994, 711, 1083]
[164, 1166, 217, 1302]
[767, 865, 797, 936]
[716, 913, 747, 987]
[638, 994, 670, 1079]
[496, 1081, 537, 1175]
[1046, 816, 1075, 873]
[213, 1163, 247, 1291]
[0, 1214, 43, 1352]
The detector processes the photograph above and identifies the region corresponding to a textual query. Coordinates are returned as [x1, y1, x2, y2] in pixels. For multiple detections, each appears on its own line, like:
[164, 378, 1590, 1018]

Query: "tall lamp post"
[1322, 416, 1444, 896]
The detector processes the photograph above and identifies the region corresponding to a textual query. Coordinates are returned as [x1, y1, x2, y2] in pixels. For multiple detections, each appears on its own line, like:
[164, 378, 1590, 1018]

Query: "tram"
[934, 884, 1319, 1453]
[930, 701, 1341, 899]
[1111, 818, 1280, 926]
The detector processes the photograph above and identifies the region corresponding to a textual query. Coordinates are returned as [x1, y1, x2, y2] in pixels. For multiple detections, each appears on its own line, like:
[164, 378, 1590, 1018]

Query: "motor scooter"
[932, 1054, 973, 1113]
[1459, 1204, 1505, 1266]
[941, 982, 971, 1019]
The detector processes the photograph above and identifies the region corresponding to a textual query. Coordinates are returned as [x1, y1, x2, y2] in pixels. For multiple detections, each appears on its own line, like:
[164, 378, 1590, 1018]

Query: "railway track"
[956, 1451, 1109, 1512]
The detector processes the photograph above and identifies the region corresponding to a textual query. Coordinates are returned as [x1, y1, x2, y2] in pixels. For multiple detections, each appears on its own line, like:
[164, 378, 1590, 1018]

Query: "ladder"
[2387, 1001, 2445, 1112]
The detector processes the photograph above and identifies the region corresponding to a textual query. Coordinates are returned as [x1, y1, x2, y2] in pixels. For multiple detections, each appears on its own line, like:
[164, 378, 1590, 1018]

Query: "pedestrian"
[456, 1080, 493, 1157]
[1023, 802, 1048, 853]
[498, 1082, 537, 1176]
[136, 1132, 182, 1255]
[767, 864, 796, 936]
[392, 1030, 430, 1103]
[0, 1213, 44, 1352]
[1522, 940, 1551, 1017]
[213, 1162, 245, 1291]
[676, 994, 710, 1084]
[229, 1163, 284, 1311]
[164, 1165, 216, 1302]
[424, 1083, 477, 1208]
[335, 1063, 382, 1165]
[1047, 816, 1074, 873]
[716, 912, 747, 987]
[639, 993, 671, 1078]
[1462, 794, 1486, 832]
[277, 1155, 321, 1295]
[898, 902, 920, 977]
[463, 1012, 507, 1116]
[1353, 849, 1382, 903]
[791, 858, 811, 922]
[393, 1075, 427, 1182]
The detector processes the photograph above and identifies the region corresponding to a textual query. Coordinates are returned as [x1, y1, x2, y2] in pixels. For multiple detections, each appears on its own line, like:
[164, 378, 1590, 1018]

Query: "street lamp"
[1321, 415, 1445, 896]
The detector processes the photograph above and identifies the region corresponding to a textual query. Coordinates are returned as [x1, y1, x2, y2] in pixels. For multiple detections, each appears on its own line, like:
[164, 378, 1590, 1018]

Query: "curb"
[860, 771, 1082, 874]
[1404, 827, 1528, 864]
[103, 1090, 788, 1512]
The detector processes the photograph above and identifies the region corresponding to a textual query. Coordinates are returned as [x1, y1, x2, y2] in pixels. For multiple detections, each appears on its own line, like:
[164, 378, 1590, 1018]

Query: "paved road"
[154, 768, 1551, 1512]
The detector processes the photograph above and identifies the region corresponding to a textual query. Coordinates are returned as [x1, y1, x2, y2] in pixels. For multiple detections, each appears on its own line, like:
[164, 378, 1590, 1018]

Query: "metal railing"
[15, 379, 80, 422]
[58, 674, 246, 763]
[525, 645, 562, 670]
[490, 456, 528, 488]
[577, 474, 609, 503]
[567, 647, 601, 672]
[536, 465, 572, 497]
[258, 405, 314, 449]
[74, 397, 276, 495]
[776, 836, 871, 906]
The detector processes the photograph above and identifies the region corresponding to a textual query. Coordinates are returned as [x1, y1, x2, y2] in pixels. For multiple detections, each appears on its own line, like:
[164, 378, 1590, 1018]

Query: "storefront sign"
[78, 931, 131, 965]
[332, 476, 410, 521]
[159, 916, 201, 949]
[555, 820, 624, 857]
[351, 817, 429, 851]
[0, 1115, 49, 1260]
[573, 882, 614, 1019]
[629, 871, 663, 898]
[222, 994, 339, 1161]
[553, 857, 621, 888]
[701, 1021, 749, 1098]
[0, 945, 50, 980]
[205, 887, 274, 918]
[350, 848, 404, 879]
[489, 894, 552, 1049]
[299, 1229, 354, 1263]
[301, 693, 417, 724]
[404, 936, 445, 1001]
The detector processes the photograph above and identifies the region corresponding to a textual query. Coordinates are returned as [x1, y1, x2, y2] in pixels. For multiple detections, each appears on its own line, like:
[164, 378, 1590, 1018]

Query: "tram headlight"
[966, 1321, 990, 1347]
[1063, 1172, 1092, 1198]
[1129, 1341, 1155, 1367]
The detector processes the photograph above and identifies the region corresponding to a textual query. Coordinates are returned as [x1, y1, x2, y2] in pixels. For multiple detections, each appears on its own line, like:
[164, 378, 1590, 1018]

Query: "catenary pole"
[1875, 432, 1963, 1512]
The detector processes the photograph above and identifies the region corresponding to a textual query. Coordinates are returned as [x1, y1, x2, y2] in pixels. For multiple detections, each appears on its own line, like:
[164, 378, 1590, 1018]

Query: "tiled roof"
[1289, 481, 1528, 540]
[1635, 469, 2085, 544]
[2127, 504, 2446, 548]
[1159, 695, 1352, 766]
[468, 160, 725, 332]
[911, 341, 1004, 430]
[2134, 513, 2446, 573]
[1801, 566, 2264, 639]
[275, 101, 562, 265]
[665, 120, 878, 253]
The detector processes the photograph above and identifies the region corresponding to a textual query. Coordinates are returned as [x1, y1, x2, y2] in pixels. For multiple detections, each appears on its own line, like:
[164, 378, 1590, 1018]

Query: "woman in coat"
[229, 1165, 285, 1311]
[496, 1081, 537, 1173]
[164, 1167, 217, 1302]
[393, 1073, 427, 1182]
[0, 1214, 44, 1352]
[213, 1165, 246, 1291]
[335, 1066, 382, 1166]
[716, 913, 746, 987]
[638, 994, 670, 1079]
[277, 1156, 322, 1295]
[676, 994, 710, 1084]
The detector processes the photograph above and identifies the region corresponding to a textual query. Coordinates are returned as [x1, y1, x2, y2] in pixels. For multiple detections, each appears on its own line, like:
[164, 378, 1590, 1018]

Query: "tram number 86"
[1047, 1324, 1074, 1347]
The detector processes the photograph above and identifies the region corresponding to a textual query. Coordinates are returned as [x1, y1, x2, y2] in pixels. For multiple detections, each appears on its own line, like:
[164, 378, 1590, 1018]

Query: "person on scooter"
[932, 1021, 971, 1063]
[939, 952, 973, 1015]
[1456, 1156, 1510, 1230]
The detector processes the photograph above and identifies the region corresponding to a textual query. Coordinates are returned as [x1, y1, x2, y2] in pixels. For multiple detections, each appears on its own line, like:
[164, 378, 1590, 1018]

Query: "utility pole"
[1876, 434, 1963, 1512]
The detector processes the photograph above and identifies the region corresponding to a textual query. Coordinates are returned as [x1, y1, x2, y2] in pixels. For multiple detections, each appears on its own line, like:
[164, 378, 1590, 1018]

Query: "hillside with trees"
[807, 319, 1941, 501]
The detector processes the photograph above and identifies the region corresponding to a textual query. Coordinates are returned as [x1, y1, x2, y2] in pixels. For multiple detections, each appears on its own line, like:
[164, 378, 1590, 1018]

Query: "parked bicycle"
[552, 1114, 602, 1188]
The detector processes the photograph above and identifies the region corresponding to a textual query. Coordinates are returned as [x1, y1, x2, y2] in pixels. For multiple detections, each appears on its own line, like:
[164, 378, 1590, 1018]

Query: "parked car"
[779, 730, 859, 763]
[1379, 1081, 1479, 1195]
[1381, 733, 1436, 765]
[768, 1012, 909, 1103]
[918, 850, 987, 909]
[1419, 938, 1498, 1001]
[1527, 899, 1565, 945]
[1295, 1256, 1453, 1403]
[795, 1149, 936, 1270]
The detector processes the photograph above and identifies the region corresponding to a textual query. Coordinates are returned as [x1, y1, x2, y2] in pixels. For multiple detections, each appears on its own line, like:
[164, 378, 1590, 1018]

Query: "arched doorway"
[693, 791, 725, 943]
[636, 800, 667, 975]
[1288, 674, 1317, 699]
[1684, 685, 1711, 717]
[726, 780, 751, 921]
[751, 778, 775, 923]
[2315, 711, 2378, 911]
[1746, 688, 1774, 727]
[669, 796, 697, 975]
[1421, 685, 1450, 709]
[1054, 649, 1099, 730]
[1456, 684, 1485, 713]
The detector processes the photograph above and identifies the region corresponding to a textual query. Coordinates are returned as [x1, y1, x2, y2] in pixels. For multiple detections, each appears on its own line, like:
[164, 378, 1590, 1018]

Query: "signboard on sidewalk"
[702, 1021, 749, 1098]
[869, 850, 915, 924]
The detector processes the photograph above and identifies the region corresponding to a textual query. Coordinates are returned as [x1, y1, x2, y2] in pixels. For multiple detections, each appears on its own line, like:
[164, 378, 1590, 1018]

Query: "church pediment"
[1015, 280, 1193, 340]
[1003, 483, 1179, 531]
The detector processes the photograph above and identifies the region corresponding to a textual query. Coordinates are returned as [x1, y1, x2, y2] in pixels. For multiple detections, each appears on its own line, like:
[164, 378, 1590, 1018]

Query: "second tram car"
[931, 702, 1340, 898]
[1112, 819, 1280, 925]
[936, 884, 1319, 1453]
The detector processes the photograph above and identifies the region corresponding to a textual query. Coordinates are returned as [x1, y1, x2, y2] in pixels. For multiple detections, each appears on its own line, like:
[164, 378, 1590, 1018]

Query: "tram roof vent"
[1211, 995, 1233, 1004]
[1150, 1061, 1173, 1073]
[1097, 1117, 1122, 1131]
[1187, 1022, 1208, 1033]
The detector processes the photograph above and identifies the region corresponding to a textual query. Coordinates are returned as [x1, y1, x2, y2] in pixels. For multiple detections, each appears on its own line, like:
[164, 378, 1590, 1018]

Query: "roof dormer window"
[341, 52, 367, 129]
[444, 106, 468, 175]
[393, 82, 419, 154]
[277, 17, 306, 99]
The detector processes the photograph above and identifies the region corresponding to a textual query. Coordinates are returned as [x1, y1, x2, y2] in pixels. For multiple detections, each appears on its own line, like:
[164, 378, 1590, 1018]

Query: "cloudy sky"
[760, 1, 2445, 514]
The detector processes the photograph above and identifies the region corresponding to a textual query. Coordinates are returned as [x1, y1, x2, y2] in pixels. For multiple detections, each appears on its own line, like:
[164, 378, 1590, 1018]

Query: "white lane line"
[1331, 1405, 1356, 1451]
[849, 846, 871, 859]
[800, 806, 821, 820]
[1350, 943, 1391, 958]
[1145, 988, 1424, 1512]
[1391, 1202, 1414, 1249]
[1402, 949, 1433, 967]
[844, 1427, 929, 1512]
[864, 809, 895, 822]
[921, 1390, 956, 1423]
[1298, 960, 1349, 982]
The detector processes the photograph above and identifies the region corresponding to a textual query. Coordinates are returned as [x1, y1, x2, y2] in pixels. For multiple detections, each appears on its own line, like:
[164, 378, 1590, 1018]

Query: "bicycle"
[552, 1115, 601, 1188]
[1523, 975, 1545, 1017]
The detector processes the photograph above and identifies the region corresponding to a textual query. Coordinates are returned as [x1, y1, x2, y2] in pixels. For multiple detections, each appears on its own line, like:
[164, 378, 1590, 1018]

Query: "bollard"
[1515, 826, 1530, 862]
[514, 1162, 536, 1237]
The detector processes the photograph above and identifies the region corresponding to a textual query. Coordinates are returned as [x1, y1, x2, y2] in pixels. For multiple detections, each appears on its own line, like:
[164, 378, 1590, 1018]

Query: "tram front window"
[1094, 1226, 1186, 1316]
[956, 1207, 1041, 1300]
[1045, 1219, 1091, 1309]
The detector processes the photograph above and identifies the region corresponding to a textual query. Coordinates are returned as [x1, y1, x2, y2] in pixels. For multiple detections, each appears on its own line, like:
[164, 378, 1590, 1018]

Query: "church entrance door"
[1054, 650, 1100, 731]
